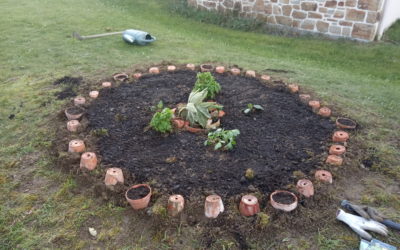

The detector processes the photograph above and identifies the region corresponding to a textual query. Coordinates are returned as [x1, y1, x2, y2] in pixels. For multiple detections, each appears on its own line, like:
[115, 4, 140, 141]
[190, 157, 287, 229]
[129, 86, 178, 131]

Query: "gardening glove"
[336, 209, 388, 240]
[341, 200, 400, 231]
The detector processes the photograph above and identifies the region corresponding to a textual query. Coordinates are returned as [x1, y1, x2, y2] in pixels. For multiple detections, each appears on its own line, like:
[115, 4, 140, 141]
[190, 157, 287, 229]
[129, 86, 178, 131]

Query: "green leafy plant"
[150, 100, 164, 112]
[204, 128, 240, 150]
[91, 128, 109, 137]
[193, 72, 221, 99]
[243, 103, 263, 114]
[150, 107, 173, 133]
[178, 89, 222, 128]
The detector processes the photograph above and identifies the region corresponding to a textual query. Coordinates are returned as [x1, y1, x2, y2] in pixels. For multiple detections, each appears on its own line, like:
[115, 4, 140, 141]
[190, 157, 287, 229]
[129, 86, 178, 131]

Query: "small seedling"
[204, 128, 240, 150]
[91, 128, 109, 137]
[193, 72, 221, 99]
[256, 212, 270, 229]
[245, 168, 255, 180]
[150, 107, 173, 133]
[150, 100, 164, 112]
[243, 103, 263, 114]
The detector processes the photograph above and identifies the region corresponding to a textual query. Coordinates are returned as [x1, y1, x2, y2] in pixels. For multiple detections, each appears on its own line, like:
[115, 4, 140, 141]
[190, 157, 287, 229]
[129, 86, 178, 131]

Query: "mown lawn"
[0, 0, 399, 248]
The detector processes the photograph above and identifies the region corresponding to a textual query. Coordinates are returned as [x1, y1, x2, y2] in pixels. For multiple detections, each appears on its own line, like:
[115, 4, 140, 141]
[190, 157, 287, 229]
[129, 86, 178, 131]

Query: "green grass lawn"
[1, 0, 399, 248]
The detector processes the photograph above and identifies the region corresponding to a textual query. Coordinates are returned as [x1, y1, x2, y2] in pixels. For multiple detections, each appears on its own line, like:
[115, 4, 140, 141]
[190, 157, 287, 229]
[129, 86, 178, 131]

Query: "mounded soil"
[272, 192, 295, 204]
[87, 70, 335, 198]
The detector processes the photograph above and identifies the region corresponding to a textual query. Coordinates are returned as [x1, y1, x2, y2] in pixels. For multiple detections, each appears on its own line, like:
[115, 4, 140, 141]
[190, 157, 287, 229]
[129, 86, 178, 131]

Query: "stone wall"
[188, 0, 385, 41]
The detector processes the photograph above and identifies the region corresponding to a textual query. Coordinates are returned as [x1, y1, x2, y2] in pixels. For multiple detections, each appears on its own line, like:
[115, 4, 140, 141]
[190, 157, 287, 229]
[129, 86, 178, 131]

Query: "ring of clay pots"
[89, 91, 99, 99]
[133, 73, 142, 79]
[102, 81, 112, 88]
[318, 107, 331, 117]
[167, 194, 185, 216]
[299, 94, 311, 104]
[200, 64, 213, 72]
[308, 100, 321, 110]
[230, 68, 241, 75]
[186, 63, 195, 70]
[336, 117, 357, 130]
[288, 84, 299, 93]
[74, 96, 86, 106]
[149, 67, 160, 74]
[80, 152, 98, 170]
[329, 145, 346, 155]
[315, 170, 333, 183]
[296, 179, 314, 198]
[104, 167, 124, 186]
[270, 190, 298, 212]
[215, 66, 225, 74]
[125, 184, 152, 210]
[326, 154, 343, 166]
[245, 70, 256, 78]
[67, 120, 81, 132]
[167, 65, 176, 72]
[260, 74, 270, 81]
[68, 139, 85, 153]
[204, 194, 224, 218]
[65, 106, 85, 120]
[332, 131, 349, 142]
[113, 73, 129, 82]
[239, 195, 260, 216]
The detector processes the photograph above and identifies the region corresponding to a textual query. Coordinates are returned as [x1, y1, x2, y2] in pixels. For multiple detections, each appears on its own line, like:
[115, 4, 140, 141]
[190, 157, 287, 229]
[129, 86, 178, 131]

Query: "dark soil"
[272, 192, 295, 204]
[55, 86, 76, 100]
[54, 76, 82, 100]
[126, 186, 150, 200]
[53, 76, 82, 86]
[337, 118, 356, 127]
[66, 106, 84, 115]
[87, 70, 335, 198]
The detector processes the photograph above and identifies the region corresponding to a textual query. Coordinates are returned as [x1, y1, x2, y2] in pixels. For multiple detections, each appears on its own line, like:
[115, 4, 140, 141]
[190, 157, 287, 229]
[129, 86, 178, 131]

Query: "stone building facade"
[188, 0, 386, 41]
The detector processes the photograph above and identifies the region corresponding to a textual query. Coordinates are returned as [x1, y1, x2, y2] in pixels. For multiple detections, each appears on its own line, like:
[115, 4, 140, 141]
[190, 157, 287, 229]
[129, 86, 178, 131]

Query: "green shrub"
[150, 108, 173, 133]
[193, 72, 221, 99]
[204, 128, 240, 150]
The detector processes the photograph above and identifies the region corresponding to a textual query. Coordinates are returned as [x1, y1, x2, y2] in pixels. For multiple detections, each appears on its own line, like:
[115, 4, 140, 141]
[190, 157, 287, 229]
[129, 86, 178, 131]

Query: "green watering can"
[73, 29, 156, 45]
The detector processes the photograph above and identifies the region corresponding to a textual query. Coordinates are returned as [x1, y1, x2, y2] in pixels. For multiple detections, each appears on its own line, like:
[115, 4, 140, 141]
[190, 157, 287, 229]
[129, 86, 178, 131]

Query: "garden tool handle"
[382, 219, 400, 231]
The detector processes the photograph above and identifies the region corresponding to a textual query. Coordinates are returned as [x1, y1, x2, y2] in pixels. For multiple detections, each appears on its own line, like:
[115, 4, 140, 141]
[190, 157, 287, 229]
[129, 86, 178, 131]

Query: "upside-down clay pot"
[326, 155, 343, 166]
[245, 70, 256, 77]
[239, 195, 260, 216]
[167, 65, 176, 71]
[126, 184, 152, 210]
[261, 74, 271, 81]
[205, 195, 224, 218]
[167, 194, 185, 216]
[104, 167, 124, 186]
[102, 81, 112, 88]
[172, 118, 185, 129]
[288, 84, 299, 93]
[133, 73, 142, 79]
[299, 94, 311, 104]
[332, 131, 349, 142]
[186, 63, 195, 71]
[336, 117, 357, 129]
[308, 100, 320, 111]
[318, 107, 332, 117]
[74, 96, 86, 106]
[329, 145, 346, 155]
[113, 73, 128, 82]
[65, 107, 84, 120]
[215, 66, 225, 74]
[80, 152, 98, 170]
[200, 64, 213, 72]
[315, 170, 333, 183]
[296, 179, 314, 198]
[218, 110, 226, 118]
[230, 68, 241, 75]
[149, 67, 160, 74]
[68, 139, 85, 153]
[67, 120, 81, 132]
[89, 91, 99, 99]
[270, 190, 298, 212]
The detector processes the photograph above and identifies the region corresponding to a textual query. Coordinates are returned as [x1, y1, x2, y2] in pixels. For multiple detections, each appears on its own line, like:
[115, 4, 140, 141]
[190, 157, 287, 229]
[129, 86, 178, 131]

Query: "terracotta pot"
[332, 131, 349, 142]
[296, 179, 314, 198]
[218, 110, 226, 118]
[167, 65, 176, 71]
[89, 91, 99, 99]
[315, 170, 333, 183]
[204, 195, 224, 218]
[102, 81, 112, 88]
[239, 195, 260, 216]
[308, 100, 320, 111]
[113, 73, 128, 82]
[186, 63, 195, 71]
[318, 107, 332, 117]
[149, 67, 160, 74]
[270, 190, 298, 212]
[329, 145, 346, 155]
[74, 96, 86, 106]
[215, 66, 225, 74]
[68, 139, 85, 153]
[185, 124, 204, 133]
[80, 152, 98, 170]
[104, 167, 124, 186]
[200, 64, 213, 72]
[261, 74, 271, 81]
[133, 73, 142, 79]
[336, 117, 357, 129]
[230, 68, 241, 75]
[125, 184, 152, 210]
[288, 84, 299, 93]
[299, 94, 311, 104]
[167, 194, 185, 216]
[326, 155, 343, 166]
[172, 118, 185, 129]
[245, 70, 256, 77]
[67, 120, 81, 132]
[65, 107, 84, 120]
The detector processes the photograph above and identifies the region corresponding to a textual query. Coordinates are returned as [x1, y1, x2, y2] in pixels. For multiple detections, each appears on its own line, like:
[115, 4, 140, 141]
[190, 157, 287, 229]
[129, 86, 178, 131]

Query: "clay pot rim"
[297, 179, 312, 187]
[113, 73, 129, 81]
[241, 195, 258, 205]
[270, 190, 298, 211]
[200, 64, 213, 70]
[65, 106, 85, 116]
[336, 117, 357, 129]
[125, 184, 152, 202]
